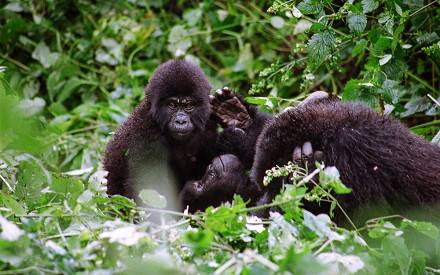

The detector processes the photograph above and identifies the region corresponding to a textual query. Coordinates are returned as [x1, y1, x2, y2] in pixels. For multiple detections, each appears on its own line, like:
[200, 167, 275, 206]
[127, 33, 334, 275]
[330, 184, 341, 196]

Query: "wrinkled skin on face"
[180, 154, 248, 212]
[162, 96, 197, 141]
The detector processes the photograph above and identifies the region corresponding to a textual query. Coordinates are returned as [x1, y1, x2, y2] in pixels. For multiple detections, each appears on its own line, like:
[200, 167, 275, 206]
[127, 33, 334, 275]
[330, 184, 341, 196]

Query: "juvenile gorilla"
[104, 60, 220, 207]
[252, 97, 440, 220]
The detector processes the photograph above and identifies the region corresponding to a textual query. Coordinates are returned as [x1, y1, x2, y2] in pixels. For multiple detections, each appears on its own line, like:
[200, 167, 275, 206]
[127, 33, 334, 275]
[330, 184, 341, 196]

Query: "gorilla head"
[146, 60, 212, 141]
[180, 154, 249, 212]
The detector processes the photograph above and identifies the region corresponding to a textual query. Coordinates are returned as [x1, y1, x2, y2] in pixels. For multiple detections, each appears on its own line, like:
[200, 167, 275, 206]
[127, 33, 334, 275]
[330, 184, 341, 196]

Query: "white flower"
[0, 216, 24, 241]
[99, 226, 148, 246]
[317, 252, 364, 273]
[45, 240, 67, 255]
[246, 215, 265, 233]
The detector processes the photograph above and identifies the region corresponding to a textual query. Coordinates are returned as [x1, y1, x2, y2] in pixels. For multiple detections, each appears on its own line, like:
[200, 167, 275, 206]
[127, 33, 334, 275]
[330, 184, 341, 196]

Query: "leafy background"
[0, 0, 439, 274]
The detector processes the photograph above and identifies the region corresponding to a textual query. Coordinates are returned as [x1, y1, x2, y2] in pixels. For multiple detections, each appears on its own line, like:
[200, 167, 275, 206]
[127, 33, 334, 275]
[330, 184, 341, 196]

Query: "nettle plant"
[250, 0, 439, 123]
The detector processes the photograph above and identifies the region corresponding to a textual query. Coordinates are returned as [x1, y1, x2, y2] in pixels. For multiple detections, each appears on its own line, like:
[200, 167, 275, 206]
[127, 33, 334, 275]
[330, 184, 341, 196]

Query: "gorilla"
[103, 60, 268, 210]
[103, 60, 221, 208]
[179, 154, 252, 212]
[193, 91, 440, 223]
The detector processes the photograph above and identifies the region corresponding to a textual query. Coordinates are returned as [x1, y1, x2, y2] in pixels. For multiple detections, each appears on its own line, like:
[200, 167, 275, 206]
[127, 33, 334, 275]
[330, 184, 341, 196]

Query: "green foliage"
[1, 1, 440, 274]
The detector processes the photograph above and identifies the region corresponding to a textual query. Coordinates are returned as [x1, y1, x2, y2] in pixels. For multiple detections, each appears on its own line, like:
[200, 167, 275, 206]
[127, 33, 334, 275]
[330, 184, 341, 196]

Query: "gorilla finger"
[293, 146, 302, 162]
[302, 141, 313, 157]
[313, 150, 324, 162]
[216, 88, 223, 96]
[298, 91, 329, 107]
[222, 86, 231, 94]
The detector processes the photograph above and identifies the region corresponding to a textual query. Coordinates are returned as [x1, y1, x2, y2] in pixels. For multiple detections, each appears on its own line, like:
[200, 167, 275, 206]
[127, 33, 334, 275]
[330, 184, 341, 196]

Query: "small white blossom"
[100, 226, 148, 246]
[0, 216, 24, 241]
[317, 252, 364, 273]
[45, 240, 67, 255]
[246, 215, 265, 233]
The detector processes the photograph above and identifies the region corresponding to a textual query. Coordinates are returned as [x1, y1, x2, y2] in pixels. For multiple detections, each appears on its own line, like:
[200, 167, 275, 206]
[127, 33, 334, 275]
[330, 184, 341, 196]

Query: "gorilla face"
[202, 154, 243, 185]
[180, 154, 248, 212]
[164, 96, 197, 141]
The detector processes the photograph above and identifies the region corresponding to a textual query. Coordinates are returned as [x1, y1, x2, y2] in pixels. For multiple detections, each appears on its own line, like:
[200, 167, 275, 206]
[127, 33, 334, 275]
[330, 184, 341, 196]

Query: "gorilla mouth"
[169, 126, 194, 140]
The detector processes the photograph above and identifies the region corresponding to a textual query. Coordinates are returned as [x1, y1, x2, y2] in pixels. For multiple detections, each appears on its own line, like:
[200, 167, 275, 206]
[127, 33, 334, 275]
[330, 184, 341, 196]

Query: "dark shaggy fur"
[103, 60, 219, 203]
[251, 99, 440, 219]
[217, 101, 272, 169]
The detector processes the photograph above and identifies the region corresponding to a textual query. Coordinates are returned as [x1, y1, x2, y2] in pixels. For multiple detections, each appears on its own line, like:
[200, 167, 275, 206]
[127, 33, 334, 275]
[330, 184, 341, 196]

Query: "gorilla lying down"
[186, 92, 440, 223]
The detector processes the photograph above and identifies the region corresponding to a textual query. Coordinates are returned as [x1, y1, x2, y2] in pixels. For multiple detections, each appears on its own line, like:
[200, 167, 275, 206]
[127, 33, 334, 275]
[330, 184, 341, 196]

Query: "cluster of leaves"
[1, 0, 440, 274]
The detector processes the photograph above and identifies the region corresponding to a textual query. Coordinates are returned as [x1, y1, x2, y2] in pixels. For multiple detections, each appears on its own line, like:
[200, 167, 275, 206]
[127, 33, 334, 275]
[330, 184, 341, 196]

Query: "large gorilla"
[190, 92, 440, 222]
[103, 60, 266, 210]
[252, 96, 440, 220]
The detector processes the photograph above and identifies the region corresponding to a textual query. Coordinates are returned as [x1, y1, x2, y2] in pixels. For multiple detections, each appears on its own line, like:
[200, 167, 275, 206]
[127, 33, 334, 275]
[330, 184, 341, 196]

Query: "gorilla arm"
[211, 87, 272, 169]
[103, 101, 180, 210]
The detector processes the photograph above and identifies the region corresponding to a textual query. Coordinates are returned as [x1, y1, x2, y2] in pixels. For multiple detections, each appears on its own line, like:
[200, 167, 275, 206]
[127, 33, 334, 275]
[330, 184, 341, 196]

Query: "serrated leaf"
[307, 30, 336, 68]
[362, 0, 379, 13]
[401, 95, 431, 117]
[297, 0, 323, 15]
[348, 12, 367, 33]
[139, 189, 167, 208]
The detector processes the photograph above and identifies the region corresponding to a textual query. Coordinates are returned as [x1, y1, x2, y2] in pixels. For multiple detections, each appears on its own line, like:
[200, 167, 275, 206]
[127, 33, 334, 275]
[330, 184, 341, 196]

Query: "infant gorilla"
[180, 147, 321, 213]
[179, 154, 248, 212]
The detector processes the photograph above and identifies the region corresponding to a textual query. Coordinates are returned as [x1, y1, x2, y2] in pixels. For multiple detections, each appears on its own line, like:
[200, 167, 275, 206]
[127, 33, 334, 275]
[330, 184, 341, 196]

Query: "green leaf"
[297, 0, 323, 15]
[139, 189, 167, 208]
[401, 95, 431, 117]
[348, 12, 367, 33]
[401, 219, 440, 240]
[184, 229, 214, 255]
[167, 25, 192, 57]
[31, 42, 60, 68]
[0, 192, 25, 215]
[307, 30, 336, 69]
[352, 39, 368, 56]
[362, 0, 379, 13]
[58, 78, 91, 103]
[379, 54, 392, 66]
[319, 167, 352, 194]
[342, 79, 379, 109]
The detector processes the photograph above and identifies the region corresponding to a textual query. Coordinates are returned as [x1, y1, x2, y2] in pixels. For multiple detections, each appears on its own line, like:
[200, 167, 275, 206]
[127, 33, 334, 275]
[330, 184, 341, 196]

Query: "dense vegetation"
[0, 0, 439, 274]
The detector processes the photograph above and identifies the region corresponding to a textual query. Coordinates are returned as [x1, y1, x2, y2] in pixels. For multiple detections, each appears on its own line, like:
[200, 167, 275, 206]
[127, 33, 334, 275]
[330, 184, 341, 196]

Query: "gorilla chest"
[169, 149, 211, 184]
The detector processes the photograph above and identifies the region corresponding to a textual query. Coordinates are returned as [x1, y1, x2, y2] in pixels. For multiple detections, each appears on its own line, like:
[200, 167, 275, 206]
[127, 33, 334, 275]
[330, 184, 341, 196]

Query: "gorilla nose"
[175, 117, 188, 125]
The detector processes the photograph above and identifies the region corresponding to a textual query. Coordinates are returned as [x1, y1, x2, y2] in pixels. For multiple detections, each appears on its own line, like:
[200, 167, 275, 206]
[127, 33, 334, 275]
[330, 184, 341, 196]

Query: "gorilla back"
[251, 99, 440, 219]
[103, 60, 218, 208]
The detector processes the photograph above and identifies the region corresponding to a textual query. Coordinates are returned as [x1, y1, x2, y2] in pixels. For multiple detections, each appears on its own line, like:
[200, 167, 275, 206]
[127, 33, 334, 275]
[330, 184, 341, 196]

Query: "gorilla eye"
[208, 170, 216, 178]
[168, 101, 177, 110]
[184, 104, 195, 112]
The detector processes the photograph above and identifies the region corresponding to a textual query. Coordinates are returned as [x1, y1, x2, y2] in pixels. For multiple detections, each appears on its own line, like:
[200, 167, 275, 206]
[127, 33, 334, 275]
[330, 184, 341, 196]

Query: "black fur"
[103, 60, 219, 203]
[251, 99, 440, 220]
[217, 102, 272, 169]
[180, 154, 251, 212]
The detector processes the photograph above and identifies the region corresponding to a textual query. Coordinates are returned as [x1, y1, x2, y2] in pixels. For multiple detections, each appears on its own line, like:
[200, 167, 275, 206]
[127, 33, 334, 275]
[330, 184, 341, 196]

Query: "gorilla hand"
[292, 141, 324, 168]
[210, 87, 251, 129]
